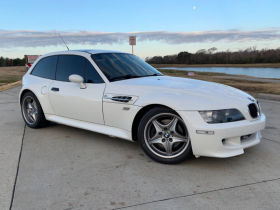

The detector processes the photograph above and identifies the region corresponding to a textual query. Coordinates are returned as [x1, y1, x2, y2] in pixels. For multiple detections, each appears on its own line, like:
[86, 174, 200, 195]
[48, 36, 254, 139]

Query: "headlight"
[199, 109, 245, 124]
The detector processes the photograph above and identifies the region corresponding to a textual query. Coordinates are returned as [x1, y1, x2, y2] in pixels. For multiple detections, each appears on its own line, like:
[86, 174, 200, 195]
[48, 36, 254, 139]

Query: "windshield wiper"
[140, 73, 163, 77]
[110, 74, 141, 81]
[110, 73, 163, 82]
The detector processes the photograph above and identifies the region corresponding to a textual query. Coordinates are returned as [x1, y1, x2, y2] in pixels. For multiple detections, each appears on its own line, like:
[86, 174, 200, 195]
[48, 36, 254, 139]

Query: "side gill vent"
[111, 96, 132, 103]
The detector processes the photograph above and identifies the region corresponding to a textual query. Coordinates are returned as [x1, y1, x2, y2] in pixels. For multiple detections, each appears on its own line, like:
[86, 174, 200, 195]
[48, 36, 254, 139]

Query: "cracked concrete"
[1, 87, 280, 210]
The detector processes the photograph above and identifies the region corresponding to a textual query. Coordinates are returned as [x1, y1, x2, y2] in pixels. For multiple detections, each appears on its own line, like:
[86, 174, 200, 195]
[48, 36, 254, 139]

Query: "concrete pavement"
[1, 87, 280, 210]
[0, 87, 25, 210]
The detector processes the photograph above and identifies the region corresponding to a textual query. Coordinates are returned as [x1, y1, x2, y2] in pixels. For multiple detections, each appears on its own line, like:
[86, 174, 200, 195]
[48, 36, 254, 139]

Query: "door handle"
[51, 87, 59, 92]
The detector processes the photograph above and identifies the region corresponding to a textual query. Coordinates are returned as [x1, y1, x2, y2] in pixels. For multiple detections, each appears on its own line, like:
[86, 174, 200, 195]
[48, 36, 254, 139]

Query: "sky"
[1, 0, 280, 58]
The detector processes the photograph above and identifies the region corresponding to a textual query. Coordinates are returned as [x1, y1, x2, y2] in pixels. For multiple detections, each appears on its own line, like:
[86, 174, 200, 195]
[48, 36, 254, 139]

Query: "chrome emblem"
[164, 133, 170, 138]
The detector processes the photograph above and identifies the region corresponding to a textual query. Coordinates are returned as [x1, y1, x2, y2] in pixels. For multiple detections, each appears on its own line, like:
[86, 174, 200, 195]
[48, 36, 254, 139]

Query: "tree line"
[145, 47, 280, 64]
[0, 57, 25, 67]
[1, 47, 280, 66]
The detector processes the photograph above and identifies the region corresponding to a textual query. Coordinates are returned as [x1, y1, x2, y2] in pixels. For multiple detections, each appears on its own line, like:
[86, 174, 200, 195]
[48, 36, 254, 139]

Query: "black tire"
[20, 91, 47, 128]
[138, 107, 192, 164]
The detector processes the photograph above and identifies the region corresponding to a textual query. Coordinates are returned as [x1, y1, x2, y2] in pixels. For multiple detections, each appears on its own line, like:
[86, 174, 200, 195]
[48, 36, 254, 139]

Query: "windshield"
[91, 53, 163, 82]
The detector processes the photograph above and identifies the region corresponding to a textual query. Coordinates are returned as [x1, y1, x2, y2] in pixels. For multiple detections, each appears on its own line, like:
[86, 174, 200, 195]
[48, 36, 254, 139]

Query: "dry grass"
[0, 66, 26, 83]
[0, 66, 26, 91]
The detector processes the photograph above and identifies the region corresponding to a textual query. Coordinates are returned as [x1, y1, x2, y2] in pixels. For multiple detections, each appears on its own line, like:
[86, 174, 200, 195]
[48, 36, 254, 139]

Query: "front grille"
[248, 103, 259, 118]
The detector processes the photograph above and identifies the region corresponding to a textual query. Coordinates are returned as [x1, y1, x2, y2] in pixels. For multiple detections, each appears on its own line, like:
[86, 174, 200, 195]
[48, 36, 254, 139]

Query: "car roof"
[76, 49, 124, 54]
[43, 49, 125, 57]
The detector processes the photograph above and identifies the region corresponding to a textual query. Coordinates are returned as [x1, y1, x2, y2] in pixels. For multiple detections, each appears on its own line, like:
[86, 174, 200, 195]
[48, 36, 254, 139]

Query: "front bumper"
[178, 111, 266, 158]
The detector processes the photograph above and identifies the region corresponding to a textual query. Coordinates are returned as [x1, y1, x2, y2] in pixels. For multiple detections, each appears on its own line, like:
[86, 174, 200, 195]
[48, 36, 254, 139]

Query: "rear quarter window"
[31, 56, 57, 79]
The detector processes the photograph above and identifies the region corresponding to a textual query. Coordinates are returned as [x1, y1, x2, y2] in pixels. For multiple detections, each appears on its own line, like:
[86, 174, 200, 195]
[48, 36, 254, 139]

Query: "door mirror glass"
[69, 74, 86, 89]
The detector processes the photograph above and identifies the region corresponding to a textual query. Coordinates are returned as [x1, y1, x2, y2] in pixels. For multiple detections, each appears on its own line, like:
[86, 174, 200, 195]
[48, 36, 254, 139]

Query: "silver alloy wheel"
[144, 113, 190, 159]
[22, 96, 38, 125]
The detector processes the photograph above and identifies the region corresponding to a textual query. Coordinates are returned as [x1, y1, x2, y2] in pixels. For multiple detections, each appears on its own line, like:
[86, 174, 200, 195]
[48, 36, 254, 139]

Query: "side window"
[31, 56, 57, 79]
[85, 60, 104, 83]
[56, 55, 85, 82]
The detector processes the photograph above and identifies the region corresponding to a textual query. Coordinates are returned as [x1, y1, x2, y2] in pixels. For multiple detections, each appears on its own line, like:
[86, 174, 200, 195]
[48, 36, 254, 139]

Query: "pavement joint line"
[113, 177, 280, 210]
[9, 124, 26, 210]
[263, 137, 280, 145]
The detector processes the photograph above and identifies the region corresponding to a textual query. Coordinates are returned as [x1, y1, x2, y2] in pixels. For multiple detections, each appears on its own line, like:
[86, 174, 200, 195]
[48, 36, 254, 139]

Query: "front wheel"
[138, 107, 192, 164]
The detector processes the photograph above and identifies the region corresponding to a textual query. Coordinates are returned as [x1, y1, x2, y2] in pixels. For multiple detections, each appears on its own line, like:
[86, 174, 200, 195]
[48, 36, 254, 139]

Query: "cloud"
[0, 29, 279, 48]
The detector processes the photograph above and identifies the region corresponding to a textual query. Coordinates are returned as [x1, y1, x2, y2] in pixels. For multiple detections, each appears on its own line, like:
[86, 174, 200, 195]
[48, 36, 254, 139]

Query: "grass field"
[0, 66, 26, 85]
[0, 66, 26, 91]
[0, 66, 279, 95]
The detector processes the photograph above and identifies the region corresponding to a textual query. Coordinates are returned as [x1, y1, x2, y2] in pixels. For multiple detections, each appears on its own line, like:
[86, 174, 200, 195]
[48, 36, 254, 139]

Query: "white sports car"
[20, 50, 266, 164]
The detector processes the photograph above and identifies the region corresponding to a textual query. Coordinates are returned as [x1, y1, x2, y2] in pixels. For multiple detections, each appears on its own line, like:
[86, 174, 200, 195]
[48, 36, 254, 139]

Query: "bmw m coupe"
[20, 50, 266, 163]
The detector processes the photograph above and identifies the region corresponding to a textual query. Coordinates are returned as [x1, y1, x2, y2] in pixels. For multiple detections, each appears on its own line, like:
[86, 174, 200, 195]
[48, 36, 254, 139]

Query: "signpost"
[129, 36, 136, 54]
[25, 55, 40, 68]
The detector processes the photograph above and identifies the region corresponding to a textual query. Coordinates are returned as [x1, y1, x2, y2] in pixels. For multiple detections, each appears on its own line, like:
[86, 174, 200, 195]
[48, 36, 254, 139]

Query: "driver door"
[48, 55, 105, 124]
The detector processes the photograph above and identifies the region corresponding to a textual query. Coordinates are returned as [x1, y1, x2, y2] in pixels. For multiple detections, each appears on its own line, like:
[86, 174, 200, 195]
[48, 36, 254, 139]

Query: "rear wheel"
[21, 91, 47, 128]
[138, 107, 192, 164]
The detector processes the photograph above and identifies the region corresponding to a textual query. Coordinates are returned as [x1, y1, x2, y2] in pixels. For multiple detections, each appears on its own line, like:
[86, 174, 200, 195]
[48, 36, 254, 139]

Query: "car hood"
[105, 76, 255, 111]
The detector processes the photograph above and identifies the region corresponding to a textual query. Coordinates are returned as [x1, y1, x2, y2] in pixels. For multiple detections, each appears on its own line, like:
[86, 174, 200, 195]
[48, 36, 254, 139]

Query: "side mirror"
[69, 74, 86, 89]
